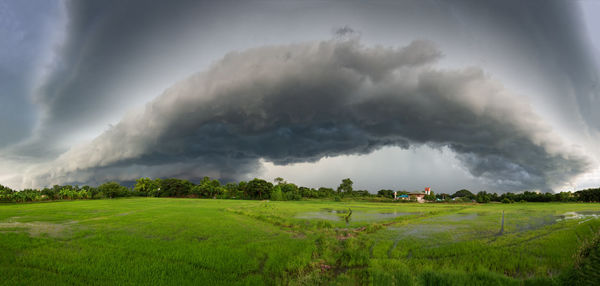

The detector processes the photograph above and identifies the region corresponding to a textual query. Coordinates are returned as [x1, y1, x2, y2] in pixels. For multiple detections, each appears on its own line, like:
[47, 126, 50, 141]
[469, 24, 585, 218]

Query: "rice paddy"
[1, 198, 599, 285]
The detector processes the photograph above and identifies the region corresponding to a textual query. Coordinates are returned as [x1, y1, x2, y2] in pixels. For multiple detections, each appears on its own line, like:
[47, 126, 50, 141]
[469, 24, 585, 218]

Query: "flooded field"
[1, 199, 599, 285]
[556, 211, 600, 222]
[295, 208, 419, 223]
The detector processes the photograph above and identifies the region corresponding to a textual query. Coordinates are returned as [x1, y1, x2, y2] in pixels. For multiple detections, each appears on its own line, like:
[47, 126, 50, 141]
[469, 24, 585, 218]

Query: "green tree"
[377, 189, 394, 199]
[78, 189, 91, 199]
[353, 190, 370, 197]
[317, 187, 334, 198]
[281, 183, 300, 200]
[0, 185, 14, 202]
[575, 188, 600, 202]
[436, 193, 450, 200]
[0, 184, 13, 193]
[98, 182, 128, 199]
[237, 181, 248, 199]
[337, 178, 353, 196]
[193, 177, 222, 198]
[555, 192, 572, 202]
[452, 189, 475, 199]
[245, 178, 273, 199]
[223, 183, 242, 199]
[476, 191, 491, 203]
[274, 177, 285, 185]
[59, 188, 75, 200]
[424, 191, 436, 201]
[134, 178, 160, 196]
[159, 178, 193, 197]
[271, 185, 284, 201]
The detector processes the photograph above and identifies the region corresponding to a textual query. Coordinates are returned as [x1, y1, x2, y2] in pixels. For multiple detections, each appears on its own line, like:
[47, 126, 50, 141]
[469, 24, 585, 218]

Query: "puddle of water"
[425, 213, 480, 222]
[295, 209, 418, 222]
[321, 208, 350, 214]
[514, 214, 557, 231]
[556, 211, 600, 222]
[352, 212, 418, 222]
[512, 211, 600, 231]
[295, 212, 341, 221]
[382, 211, 600, 240]
[419, 212, 556, 235]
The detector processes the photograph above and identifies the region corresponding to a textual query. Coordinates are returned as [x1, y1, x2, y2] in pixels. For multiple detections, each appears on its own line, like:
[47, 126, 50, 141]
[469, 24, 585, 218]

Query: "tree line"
[414, 189, 600, 203]
[0, 177, 599, 203]
[0, 177, 359, 203]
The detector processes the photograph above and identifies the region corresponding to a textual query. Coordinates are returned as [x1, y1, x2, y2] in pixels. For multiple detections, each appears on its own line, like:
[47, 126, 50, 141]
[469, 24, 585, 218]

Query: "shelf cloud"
[2, 0, 599, 192]
[23, 38, 590, 191]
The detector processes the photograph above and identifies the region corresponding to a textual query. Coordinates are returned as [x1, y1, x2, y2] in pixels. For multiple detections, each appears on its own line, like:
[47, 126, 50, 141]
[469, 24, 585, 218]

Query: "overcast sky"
[1, 0, 599, 193]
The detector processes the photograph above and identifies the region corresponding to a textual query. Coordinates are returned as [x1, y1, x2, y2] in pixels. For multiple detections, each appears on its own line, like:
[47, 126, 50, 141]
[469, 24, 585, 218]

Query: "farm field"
[1, 198, 599, 285]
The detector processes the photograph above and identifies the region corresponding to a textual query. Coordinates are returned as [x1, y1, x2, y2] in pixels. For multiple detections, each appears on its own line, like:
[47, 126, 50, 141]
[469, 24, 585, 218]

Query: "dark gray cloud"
[19, 0, 210, 155]
[2, 0, 598, 191]
[333, 26, 358, 40]
[17, 0, 598, 156]
[25, 39, 590, 191]
[0, 0, 60, 146]
[449, 0, 600, 133]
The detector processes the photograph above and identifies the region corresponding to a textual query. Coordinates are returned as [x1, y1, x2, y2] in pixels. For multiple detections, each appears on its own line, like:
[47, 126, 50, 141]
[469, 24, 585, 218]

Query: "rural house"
[394, 187, 431, 203]
[407, 192, 426, 202]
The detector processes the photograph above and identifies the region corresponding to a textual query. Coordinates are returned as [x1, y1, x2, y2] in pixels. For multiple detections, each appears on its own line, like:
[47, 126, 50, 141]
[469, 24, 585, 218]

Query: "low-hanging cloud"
[24, 38, 590, 191]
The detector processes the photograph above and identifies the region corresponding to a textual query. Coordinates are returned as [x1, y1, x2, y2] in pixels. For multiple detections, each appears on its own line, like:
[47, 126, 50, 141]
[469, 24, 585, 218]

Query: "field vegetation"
[1, 197, 599, 285]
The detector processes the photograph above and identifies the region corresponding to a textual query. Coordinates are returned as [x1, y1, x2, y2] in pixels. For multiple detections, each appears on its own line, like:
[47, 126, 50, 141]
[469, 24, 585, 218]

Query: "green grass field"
[1, 198, 599, 285]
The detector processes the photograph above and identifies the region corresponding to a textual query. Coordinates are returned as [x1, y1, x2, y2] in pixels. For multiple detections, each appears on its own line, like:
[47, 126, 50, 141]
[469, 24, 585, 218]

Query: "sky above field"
[1, 0, 600, 193]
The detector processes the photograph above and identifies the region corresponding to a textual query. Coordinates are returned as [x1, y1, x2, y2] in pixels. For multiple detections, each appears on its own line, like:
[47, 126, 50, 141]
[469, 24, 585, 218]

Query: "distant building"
[394, 187, 431, 203]
[394, 192, 410, 200]
[408, 192, 426, 202]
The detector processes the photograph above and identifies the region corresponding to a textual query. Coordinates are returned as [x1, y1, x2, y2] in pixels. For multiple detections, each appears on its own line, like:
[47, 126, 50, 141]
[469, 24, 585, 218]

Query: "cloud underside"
[25, 39, 589, 191]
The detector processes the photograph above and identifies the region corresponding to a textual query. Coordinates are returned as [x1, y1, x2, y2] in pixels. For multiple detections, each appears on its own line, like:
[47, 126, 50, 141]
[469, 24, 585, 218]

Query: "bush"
[271, 186, 283, 201]
[98, 182, 128, 198]
[78, 190, 91, 199]
[93, 191, 106, 199]
[246, 178, 273, 199]
[334, 196, 342, 202]
[501, 198, 512, 204]
[160, 178, 193, 197]
[284, 192, 301, 201]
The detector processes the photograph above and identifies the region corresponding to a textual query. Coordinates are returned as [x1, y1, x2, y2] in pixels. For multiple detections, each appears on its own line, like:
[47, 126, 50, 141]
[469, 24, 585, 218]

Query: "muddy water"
[380, 210, 600, 243]
[556, 211, 600, 222]
[352, 211, 418, 222]
[295, 209, 418, 222]
[295, 212, 341, 221]
[423, 212, 480, 222]
[514, 214, 558, 231]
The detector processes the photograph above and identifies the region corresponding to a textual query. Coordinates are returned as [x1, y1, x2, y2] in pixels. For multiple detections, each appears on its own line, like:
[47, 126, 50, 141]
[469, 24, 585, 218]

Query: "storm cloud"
[12, 0, 599, 156]
[2, 0, 599, 192]
[24, 39, 590, 191]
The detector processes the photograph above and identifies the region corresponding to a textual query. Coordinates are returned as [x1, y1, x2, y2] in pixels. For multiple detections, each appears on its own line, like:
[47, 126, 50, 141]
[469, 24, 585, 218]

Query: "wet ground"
[423, 212, 481, 222]
[0, 221, 71, 238]
[384, 210, 600, 241]
[556, 211, 600, 220]
[295, 208, 419, 222]
[295, 208, 600, 242]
